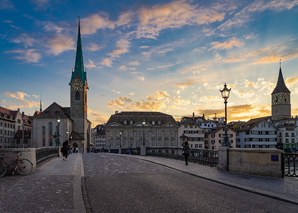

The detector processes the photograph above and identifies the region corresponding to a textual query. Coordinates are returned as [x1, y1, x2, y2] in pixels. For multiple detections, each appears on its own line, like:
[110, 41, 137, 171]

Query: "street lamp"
[220, 83, 231, 147]
[57, 116, 61, 147]
[142, 121, 146, 146]
[119, 132, 122, 149]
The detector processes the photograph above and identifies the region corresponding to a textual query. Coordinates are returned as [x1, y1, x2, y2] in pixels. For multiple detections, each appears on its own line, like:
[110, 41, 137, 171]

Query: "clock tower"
[70, 17, 89, 150]
[271, 62, 291, 120]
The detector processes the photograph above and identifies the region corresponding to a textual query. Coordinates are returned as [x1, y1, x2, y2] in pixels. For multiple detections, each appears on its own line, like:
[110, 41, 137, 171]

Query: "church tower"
[70, 17, 88, 150]
[271, 62, 291, 120]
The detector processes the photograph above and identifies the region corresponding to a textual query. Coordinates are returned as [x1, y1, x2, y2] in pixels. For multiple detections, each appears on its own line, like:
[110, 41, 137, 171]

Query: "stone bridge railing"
[0, 147, 59, 172]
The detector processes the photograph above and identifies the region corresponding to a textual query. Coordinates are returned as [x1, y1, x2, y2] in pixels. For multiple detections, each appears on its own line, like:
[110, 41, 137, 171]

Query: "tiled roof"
[34, 102, 70, 119]
[106, 111, 177, 126]
[235, 116, 273, 131]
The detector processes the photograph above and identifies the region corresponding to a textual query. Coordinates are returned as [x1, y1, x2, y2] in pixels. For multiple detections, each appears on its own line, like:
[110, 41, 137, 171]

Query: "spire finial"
[40, 95, 42, 112]
[280, 59, 281, 68]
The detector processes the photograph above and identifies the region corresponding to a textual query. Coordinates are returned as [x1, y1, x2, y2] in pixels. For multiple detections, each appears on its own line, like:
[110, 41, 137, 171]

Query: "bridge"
[0, 153, 298, 212]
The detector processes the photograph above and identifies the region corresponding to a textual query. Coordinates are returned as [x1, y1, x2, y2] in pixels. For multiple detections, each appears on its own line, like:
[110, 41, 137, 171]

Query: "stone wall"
[218, 148, 283, 178]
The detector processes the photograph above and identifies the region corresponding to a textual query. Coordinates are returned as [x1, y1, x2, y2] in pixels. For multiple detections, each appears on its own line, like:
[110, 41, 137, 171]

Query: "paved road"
[83, 153, 298, 213]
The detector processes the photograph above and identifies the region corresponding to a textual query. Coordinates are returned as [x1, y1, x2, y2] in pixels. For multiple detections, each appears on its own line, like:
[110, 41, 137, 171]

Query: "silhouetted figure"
[62, 140, 69, 161]
[183, 141, 190, 165]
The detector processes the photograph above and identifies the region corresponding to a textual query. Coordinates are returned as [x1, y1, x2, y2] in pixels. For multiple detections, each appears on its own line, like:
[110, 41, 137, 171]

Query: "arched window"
[75, 91, 80, 101]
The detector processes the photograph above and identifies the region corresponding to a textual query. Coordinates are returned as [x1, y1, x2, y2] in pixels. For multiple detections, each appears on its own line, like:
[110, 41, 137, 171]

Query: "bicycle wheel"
[17, 159, 33, 175]
[0, 162, 7, 177]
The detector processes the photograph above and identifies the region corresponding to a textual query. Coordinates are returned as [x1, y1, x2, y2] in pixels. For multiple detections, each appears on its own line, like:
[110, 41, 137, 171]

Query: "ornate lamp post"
[142, 121, 146, 146]
[220, 83, 231, 147]
[119, 132, 122, 154]
[57, 116, 61, 147]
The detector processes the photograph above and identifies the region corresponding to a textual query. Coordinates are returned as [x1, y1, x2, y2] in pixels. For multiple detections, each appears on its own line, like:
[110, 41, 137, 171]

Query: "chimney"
[202, 114, 205, 119]
[193, 112, 195, 119]
[115, 111, 118, 114]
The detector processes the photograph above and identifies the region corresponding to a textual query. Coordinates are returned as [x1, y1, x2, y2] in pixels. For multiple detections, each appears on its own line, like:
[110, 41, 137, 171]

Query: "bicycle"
[0, 152, 33, 177]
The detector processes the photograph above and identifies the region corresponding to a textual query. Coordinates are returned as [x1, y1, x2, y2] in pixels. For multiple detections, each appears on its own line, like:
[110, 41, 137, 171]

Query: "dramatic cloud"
[107, 39, 130, 57]
[81, 14, 114, 35]
[196, 104, 271, 121]
[5, 91, 39, 109]
[6, 49, 42, 63]
[136, 1, 225, 38]
[218, 0, 298, 31]
[43, 22, 64, 33]
[116, 11, 133, 27]
[47, 34, 75, 55]
[154, 90, 169, 100]
[87, 108, 109, 124]
[199, 96, 221, 102]
[108, 96, 132, 108]
[119, 65, 135, 71]
[173, 96, 191, 105]
[210, 38, 244, 50]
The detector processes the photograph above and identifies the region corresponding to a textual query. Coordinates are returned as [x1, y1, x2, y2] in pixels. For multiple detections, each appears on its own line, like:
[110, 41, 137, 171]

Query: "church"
[31, 18, 92, 152]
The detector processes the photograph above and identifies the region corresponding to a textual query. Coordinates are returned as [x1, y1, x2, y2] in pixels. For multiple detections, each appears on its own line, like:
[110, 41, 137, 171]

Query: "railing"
[146, 148, 218, 167]
[282, 153, 298, 177]
[36, 147, 59, 166]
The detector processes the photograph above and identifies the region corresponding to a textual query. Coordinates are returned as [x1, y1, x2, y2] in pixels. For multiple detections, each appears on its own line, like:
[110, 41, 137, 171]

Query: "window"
[184, 125, 187, 128]
[49, 122, 53, 146]
[75, 91, 80, 101]
[42, 126, 46, 146]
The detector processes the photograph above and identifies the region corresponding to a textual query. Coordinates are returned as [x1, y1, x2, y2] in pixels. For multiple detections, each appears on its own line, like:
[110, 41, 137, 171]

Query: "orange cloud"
[81, 14, 114, 35]
[172, 80, 197, 89]
[47, 34, 75, 55]
[211, 37, 244, 50]
[108, 97, 132, 108]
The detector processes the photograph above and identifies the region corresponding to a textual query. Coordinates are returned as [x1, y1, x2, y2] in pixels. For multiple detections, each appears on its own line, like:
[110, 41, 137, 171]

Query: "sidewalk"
[0, 153, 85, 213]
[125, 154, 298, 205]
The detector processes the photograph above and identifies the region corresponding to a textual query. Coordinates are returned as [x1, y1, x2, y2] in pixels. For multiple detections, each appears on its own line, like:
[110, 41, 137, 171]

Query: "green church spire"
[70, 16, 86, 85]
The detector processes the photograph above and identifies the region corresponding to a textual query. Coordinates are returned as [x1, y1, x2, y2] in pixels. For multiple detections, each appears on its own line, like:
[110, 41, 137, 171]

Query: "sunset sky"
[1, 0, 298, 125]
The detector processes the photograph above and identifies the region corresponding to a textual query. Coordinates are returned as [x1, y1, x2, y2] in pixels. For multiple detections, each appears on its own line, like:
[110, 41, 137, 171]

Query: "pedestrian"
[62, 140, 69, 161]
[183, 141, 190, 165]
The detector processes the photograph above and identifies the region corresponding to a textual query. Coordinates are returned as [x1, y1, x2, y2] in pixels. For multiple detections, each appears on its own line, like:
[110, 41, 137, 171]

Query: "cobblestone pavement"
[129, 154, 298, 204]
[83, 153, 298, 213]
[0, 154, 83, 213]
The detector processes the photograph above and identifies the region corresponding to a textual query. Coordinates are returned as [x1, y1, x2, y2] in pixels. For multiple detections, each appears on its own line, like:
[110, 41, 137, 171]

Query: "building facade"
[0, 107, 31, 148]
[205, 127, 236, 150]
[178, 116, 205, 149]
[235, 118, 277, 149]
[105, 111, 178, 150]
[92, 124, 106, 151]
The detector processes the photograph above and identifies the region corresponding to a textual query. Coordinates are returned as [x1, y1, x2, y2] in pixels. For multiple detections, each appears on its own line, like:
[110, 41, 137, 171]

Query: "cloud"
[173, 96, 191, 105]
[119, 65, 135, 71]
[108, 96, 132, 108]
[218, 0, 298, 31]
[86, 43, 103, 51]
[85, 59, 96, 68]
[100, 58, 113, 67]
[147, 63, 175, 71]
[180, 65, 207, 74]
[6, 49, 42, 63]
[112, 90, 121, 94]
[5, 91, 39, 109]
[199, 96, 221, 102]
[12, 34, 36, 48]
[43, 22, 64, 33]
[107, 39, 130, 57]
[136, 1, 225, 38]
[137, 76, 145, 81]
[116, 11, 133, 27]
[171, 80, 197, 89]
[81, 14, 114, 35]
[154, 90, 169, 100]
[88, 108, 109, 124]
[196, 104, 271, 121]
[125, 100, 166, 111]
[128, 61, 140, 66]
[142, 40, 184, 58]
[286, 77, 298, 85]
[140, 46, 149, 49]
[0, 0, 14, 10]
[129, 92, 135, 96]
[210, 37, 244, 50]
[47, 34, 75, 55]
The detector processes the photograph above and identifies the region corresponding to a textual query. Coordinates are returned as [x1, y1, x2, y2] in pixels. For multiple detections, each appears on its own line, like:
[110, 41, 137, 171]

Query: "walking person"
[62, 140, 69, 161]
[183, 141, 190, 165]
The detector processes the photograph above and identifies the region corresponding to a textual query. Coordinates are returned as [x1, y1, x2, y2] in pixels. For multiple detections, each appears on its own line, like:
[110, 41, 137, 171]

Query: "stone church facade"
[31, 18, 91, 152]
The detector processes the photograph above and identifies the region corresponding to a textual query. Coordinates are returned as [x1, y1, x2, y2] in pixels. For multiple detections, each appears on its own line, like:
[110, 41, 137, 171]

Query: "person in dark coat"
[183, 141, 190, 165]
[62, 140, 69, 161]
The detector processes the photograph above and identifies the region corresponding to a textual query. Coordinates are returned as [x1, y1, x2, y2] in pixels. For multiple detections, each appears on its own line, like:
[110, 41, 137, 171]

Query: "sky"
[1, 0, 298, 126]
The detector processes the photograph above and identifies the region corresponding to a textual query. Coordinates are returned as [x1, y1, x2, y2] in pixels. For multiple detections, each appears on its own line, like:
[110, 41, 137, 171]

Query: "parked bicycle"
[0, 152, 33, 177]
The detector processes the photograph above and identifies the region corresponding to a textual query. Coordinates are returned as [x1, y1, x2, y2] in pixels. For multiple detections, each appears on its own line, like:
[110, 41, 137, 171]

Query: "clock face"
[272, 94, 279, 105]
[282, 93, 290, 104]
[72, 78, 83, 90]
